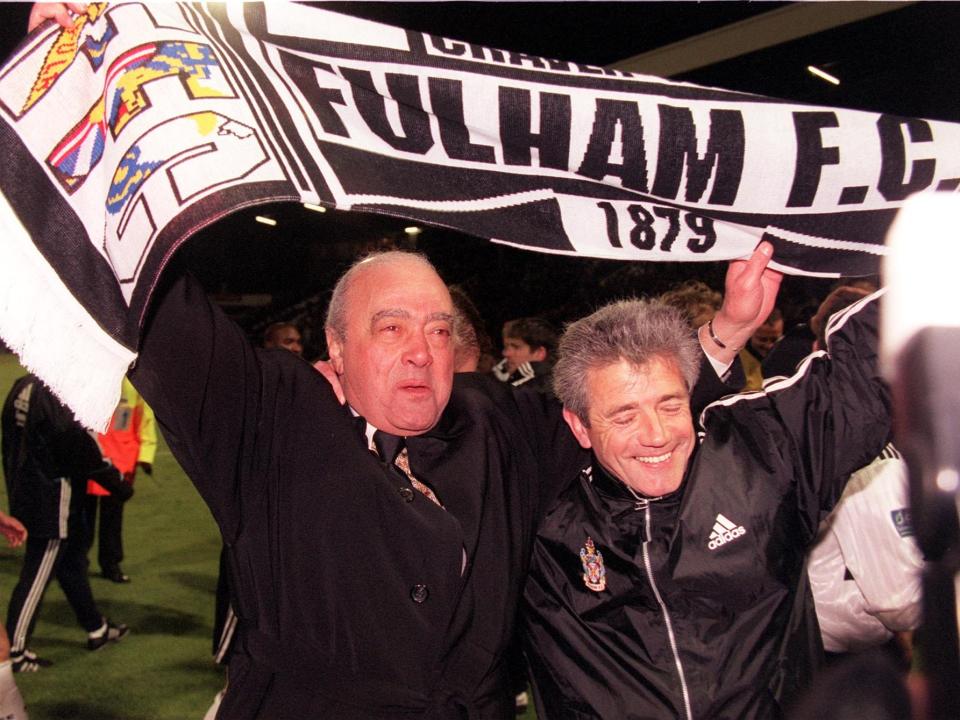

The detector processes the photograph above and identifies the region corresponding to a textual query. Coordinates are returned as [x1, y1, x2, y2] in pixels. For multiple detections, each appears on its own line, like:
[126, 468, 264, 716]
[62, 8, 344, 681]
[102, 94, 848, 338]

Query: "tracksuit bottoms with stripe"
[6, 533, 103, 656]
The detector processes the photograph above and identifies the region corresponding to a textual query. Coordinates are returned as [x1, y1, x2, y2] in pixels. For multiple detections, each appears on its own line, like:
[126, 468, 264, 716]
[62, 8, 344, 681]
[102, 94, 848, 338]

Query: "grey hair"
[553, 299, 701, 423]
[325, 251, 442, 342]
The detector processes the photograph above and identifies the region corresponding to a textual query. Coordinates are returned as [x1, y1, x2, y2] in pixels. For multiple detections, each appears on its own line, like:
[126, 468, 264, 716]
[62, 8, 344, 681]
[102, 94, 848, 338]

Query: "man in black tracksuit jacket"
[522, 291, 890, 719]
[2, 375, 132, 669]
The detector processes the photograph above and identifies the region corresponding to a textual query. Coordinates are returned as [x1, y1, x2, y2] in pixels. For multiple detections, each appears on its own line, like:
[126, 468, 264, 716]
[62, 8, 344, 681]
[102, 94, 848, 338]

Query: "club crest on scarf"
[580, 536, 606, 592]
[48, 41, 230, 193]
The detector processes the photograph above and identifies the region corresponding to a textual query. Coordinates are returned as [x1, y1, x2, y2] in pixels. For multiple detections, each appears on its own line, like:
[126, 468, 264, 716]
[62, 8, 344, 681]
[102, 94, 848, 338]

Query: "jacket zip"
[636, 498, 694, 720]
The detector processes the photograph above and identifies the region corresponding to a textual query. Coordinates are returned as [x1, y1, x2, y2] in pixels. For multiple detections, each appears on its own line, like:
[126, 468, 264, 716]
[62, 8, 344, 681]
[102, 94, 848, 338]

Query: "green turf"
[0, 354, 540, 719]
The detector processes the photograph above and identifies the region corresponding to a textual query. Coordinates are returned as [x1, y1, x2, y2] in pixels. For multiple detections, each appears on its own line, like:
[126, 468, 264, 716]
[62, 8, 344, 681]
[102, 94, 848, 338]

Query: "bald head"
[326, 252, 442, 342]
[324, 252, 455, 435]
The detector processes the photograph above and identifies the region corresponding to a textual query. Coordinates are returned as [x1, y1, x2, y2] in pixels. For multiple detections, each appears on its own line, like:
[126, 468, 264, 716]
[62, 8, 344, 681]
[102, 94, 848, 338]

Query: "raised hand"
[27, 3, 88, 32]
[700, 242, 784, 365]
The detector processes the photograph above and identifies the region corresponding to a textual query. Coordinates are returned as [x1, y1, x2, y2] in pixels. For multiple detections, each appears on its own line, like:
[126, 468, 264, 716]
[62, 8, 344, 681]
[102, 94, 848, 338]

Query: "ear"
[531, 346, 547, 362]
[325, 328, 345, 375]
[562, 407, 592, 449]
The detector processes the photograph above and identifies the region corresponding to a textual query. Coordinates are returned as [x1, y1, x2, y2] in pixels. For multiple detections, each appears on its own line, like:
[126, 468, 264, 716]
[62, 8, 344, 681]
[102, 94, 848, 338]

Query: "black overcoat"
[131, 274, 577, 719]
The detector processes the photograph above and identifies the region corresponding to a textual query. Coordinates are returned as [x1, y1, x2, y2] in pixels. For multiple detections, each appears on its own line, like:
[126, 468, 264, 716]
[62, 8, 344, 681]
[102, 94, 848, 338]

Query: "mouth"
[634, 451, 672, 465]
[398, 381, 431, 394]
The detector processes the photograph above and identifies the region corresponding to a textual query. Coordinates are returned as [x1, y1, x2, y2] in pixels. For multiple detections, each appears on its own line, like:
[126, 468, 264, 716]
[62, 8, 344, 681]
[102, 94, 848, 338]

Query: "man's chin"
[625, 470, 684, 497]
[386, 408, 442, 436]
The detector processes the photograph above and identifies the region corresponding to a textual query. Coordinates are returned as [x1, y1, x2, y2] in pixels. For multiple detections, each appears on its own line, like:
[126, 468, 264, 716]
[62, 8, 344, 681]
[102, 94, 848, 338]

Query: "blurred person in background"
[448, 285, 496, 374]
[803, 286, 922, 661]
[739, 307, 784, 390]
[493, 317, 558, 394]
[85, 377, 155, 583]
[659, 279, 722, 329]
[262, 322, 303, 357]
[2, 375, 130, 673]
[763, 279, 878, 381]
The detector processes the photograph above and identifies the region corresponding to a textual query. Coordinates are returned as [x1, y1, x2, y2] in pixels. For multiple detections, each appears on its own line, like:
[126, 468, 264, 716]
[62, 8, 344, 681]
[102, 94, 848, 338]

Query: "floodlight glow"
[303, 202, 326, 213]
[937, 469, 959, 493]
[255, 216, 277, 226]
[807, 65, 840, 86]
[404, 226, 422, 235]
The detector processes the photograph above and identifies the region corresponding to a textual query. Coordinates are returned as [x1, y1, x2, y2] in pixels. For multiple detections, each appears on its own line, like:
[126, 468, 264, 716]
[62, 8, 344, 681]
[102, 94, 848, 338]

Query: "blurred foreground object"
[881, 192, 960, 718]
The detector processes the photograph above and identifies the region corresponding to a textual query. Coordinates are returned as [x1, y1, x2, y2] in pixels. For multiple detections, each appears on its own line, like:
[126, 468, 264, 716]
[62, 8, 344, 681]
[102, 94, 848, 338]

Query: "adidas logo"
[707, 513, 746, 550]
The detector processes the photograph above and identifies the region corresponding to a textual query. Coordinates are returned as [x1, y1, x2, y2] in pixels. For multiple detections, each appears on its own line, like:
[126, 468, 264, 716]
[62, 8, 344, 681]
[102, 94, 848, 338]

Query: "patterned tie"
[372, 430, 443, 507]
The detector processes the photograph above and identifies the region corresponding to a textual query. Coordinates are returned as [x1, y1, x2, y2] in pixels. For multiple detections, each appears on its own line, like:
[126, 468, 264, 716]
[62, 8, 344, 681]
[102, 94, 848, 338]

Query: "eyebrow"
[371, 309, 410, 324]
[605, 402, 638, 416]
[370, 309, 454, 324]
[604, 393, 688, 416]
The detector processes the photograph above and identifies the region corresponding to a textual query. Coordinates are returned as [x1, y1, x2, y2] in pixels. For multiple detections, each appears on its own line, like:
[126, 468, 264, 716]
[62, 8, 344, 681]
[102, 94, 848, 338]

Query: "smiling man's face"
[563, 355, 695, 497]
[327, 256, 455, 436]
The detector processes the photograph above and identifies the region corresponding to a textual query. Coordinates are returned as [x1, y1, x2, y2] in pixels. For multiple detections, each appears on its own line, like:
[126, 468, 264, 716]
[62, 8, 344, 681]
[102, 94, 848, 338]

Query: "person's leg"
[55, 533, 128, 650]
[6, 537, 59, 670]
[82, 494, 98, 555]
[0, 628, 28, 720]
[54, 533, 104, 633]
[97, 494, 126, 581]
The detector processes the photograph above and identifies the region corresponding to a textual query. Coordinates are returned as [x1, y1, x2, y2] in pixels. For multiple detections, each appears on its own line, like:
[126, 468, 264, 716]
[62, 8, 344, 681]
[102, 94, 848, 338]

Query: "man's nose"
[635, 411, 667, 446]
[403, 331, 433, 366]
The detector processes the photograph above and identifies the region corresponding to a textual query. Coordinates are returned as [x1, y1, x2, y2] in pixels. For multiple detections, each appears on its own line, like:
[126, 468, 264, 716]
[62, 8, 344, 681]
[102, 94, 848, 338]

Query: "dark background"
[1, 2, 957, 358]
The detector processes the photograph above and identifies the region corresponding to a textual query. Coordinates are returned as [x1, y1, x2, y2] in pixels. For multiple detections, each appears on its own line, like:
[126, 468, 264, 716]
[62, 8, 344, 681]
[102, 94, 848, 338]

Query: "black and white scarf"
[0, 1, 958, 428]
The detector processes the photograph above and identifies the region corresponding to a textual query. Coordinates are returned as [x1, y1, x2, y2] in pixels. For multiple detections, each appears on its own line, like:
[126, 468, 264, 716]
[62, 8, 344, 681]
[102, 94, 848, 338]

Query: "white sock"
[88, 621, 107, 640]
[0, 661, 28, 720]
[202, 688, 225, 720]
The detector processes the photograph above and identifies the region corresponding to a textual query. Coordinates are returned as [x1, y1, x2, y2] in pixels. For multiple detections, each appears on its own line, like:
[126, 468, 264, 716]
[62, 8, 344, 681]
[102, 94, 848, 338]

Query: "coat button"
[399, 487, 415, 502]
[410, 584, 429, 603]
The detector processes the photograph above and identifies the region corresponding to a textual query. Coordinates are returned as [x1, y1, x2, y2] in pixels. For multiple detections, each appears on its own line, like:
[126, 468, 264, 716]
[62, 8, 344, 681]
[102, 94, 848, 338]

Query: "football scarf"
[0, 1, 958, 428]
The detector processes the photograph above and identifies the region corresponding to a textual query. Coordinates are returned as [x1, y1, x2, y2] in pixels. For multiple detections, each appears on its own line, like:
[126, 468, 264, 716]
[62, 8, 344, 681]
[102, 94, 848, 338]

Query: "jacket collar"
[587, 454, 686, 513]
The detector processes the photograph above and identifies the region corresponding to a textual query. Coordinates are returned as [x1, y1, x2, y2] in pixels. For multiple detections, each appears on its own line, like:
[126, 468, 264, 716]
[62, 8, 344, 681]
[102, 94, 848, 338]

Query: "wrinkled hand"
[28, 3, 87, 32]
[700, 242, 783, 364]
[0, 512, 27, 548]
[313, 359, 345, 405]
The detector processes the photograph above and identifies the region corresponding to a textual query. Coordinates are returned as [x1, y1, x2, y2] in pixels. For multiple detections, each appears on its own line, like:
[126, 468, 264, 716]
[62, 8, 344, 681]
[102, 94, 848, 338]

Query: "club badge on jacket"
[580, 536, 606, 592]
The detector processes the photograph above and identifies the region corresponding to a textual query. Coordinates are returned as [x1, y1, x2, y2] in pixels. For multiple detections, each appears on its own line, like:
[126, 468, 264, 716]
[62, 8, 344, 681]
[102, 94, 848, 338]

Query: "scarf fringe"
[0, 194, 134, 431]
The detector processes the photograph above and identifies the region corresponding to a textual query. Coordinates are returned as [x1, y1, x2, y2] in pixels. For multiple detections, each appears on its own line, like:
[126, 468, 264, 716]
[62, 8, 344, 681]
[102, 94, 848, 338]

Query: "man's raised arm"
[699, 241, 783, 369]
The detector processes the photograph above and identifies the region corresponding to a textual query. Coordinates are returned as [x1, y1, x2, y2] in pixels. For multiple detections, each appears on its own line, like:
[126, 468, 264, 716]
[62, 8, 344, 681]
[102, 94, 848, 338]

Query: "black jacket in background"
[2, 374, 126, 538]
